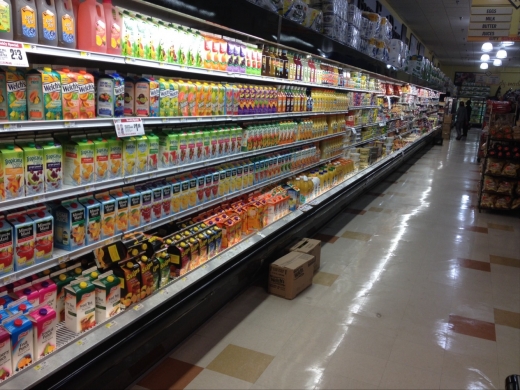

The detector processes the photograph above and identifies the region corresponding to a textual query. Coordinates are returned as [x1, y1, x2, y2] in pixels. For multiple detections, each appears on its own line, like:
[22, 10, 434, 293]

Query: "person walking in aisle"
[463, 100, 472, 138]
[455, 101, 467, 141]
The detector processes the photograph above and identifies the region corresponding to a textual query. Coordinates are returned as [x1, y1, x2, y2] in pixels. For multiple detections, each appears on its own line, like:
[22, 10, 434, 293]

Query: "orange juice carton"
[32, 277, 57, 310]
[8, 215, 35, 271]
[137, 255, 154, 299]
[3, 313, 33, 374]
[0, 326, 12, 380]
[195, 231, 208, 264]
[26, 67, 62, 121]
[217, 166, 226, 197]
[93, 137, 109, 183]
[50, 270, 73, 322]
[200, 82, 210, 116]
[0, 220, 14, 277]
[122, 137, 137, 176]
[13, 284, 39, 306]
[113, 260, 140, 308]
[187, 131, 196, 163]
[123, 186, 141, 229]
[160, 183, 172, 217]
[26, 209, 53, 264]
[179, 176, 190, 211]
[135, 78, 159, 117]
[0, 143, 25, 200]
[2, 67, 27, 121]
[15, 142, 43, 197]
[64, 279, 96, 333]
[28, 305, 56, 361]
[186, 237, 199, 271]
[93, 271, 120, 322]
[53, 199, 85, 251]
[64, 137, 95, 186]
[78, 196, 101, 245]
[123, 76, 135, 116]
[168, 79, 179, 116]
[95, 193, 115, 240]
[158, 78, 170, 117]
[96, 72, 124, 118]
[167, 240, 188, 277]
[146, 132, 159, 171]
[57, 68, 80, 120]
[109, 190, 129, 235]
[147, 184, 163, 222]
[177, 80, 189, 116]
[107, 136, 123, 179]
[158, 131, 177, 168]
[77, 70, 96, 119]
[135, 135, 149, 174]
[194, 130, 204, 162]
[41, 140, 62, 193]
[136, 185, 152, 225]
[188, 175, 197, 209]
[170, 179, 181, 213]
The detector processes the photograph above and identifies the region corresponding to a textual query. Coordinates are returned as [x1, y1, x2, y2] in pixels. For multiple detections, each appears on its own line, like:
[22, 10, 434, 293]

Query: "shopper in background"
[463, 100, 472, 138]
[455, 101, 467, 141]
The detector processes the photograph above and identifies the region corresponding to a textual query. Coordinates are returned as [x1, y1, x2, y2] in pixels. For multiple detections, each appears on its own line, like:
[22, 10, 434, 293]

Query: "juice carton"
[169, 79, 179, 116]
[137, 255, 154, 299]
[148, 185, 162, 222]
[135, 78, 159, 117]
[95, 193, 115, 239]
[122, 137, 137, 176]
[147, 133, 159, 171]
[107, 137, 123, 179]
[168, 241, 190, 277]
[177, 80, 188, 117]
[178, 131, 188, 165]
[194, 130, 204, 162]
[158, 78, 170, 117]
[50, 270, 73, 322]
[187, 81, 197, 116]
[135, 135, 149, 174]
[187, 237, 200, 271]
[204, 171, 213, 202]
[160, 183, 172, 217]
[202, 131, 211, 161]
[78, 196, 101, 245]
[188, 175, 197, 209]
[57, 68, 80, 120]
[41, 140, 62, 193]
[6, 298, 33, 315]
[179, 176, 190, 211]
[3, 67, 27, 121]
[8, 215, 35, 270]
[123, 186, 141, 229]
[28, 305, 56, 361]
[158, 131, 176, 168]
[27, 209, 53, 263]
[138, 186, 152, 225]
[53, 199, 85, 250]
[123, 76, 135, 116]
[3, 314, 33, 373]
[64, 279, 96, 333]
[171, 179, 181, 213]
[26, 67, 62, 121]
[13, 284, 39, 306]
[113, 260, 140, 308]
[63, 137, 95, 186]
[96, 72, 124, 118]
[0, 292, 14, 309]
[17, 141, 43, 197]
[0, 220, 14, 277]
[82, 266, 100, 283]
[134, 14, 149, 58]
[0, 144, 25, 200]
[186, 131, 196, 164]
[120, 9, 138, 57]
[109, 190, 128, 234]
[0, 327, 12, 380]
[77, 70, 96, 119]
[93, 137, 109, 183]
[156, 252, 170, 287]
[32, 277, 57, 310]
[93, 271, 120, 322]
[195, 174, 205, 206]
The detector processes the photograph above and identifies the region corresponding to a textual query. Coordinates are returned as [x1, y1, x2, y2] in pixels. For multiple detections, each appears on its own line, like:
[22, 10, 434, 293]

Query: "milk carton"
[109, 190, 129, 235]
[2, 314, 33, 373]
[93, 271, 120, 322]
[53, 199, 86, 251]
[26, 67, 62, 121]
[78, 196, 101, 245]
[0, 220, 14, 277]
[63, 137, 95, 186]
[96, 72, 124, 118]
[64, 279, 96, 333]
[0, 143, 25, 200]
[42, 140, 63, 193]
[8, 215, 35, 270]
[0, 327, 12, 380]
[27, 210, 53, 263]
[28, 305, 56, 361]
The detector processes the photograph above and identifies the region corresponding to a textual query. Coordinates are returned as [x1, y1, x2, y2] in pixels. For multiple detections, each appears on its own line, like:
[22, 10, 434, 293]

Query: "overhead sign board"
[467, 4, 516, 41]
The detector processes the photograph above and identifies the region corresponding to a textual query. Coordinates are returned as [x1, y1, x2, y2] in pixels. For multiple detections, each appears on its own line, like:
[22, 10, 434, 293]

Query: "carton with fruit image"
[53, 199, 85, 251]
[95, 193, 115, 240]
[177, 80, 189, 116]
[27, 210, 54, 263]
[119, 9, 138, 58]
[78, 196, 101, 245]
[123, 76, 135, 116]
[170, 179, 181, 213]
[2, 67, 27, 121]
[8, 215, 35, 271]
[148, 184, 163, 222]
[135, 78, 159, 117]
[17, 142, 44, 197]
[64, 137, 95, 186]
[0, 143, 25, 200]
[96, 72, 124, 118]
[26, 67, 62, 121]
[158, 78, 170, 117]
[146, 132, 159, 171]
[50, 271, 74, 322]
[2, 313, 33, 374]
[169, 80, 179, 116]
[93, 137, 109, 183]
[137, 185, 152, 225]
[134, 14, 149, 59]
[135, 135, 149, 174]
[113, 260, 140, 308]
[160, 183, 172, 217]
[0, 219, 13, 277]
[64, 279, 96, 334]
[28, 305, 56, 361]
[41, 140, 63, 193]
[0, 327, 12, 381]
[107, 137, 123, 179]
[57, 69, 80, 120]
[77, 70, 96, 119]
[145, 17, 159, 61]
[122, 137, 137, 176]
[123, 186, 141, 229]
[158, 131, 177, 169]
[110, 190, 129, 235]
[93, 271, 120, 322]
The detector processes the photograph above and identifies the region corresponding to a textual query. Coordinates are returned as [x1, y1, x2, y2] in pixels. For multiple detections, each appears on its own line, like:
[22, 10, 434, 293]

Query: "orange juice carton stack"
[106, 136, 123, 179]
[26, 209, 53, 264]
[136, 185, 152, 225]
[64, 279, 96, 333]
[123, 75, 135, 116]
[8, 214, 35, 271]
[64, 137, 95, 186]
[78, 196, 101, 245]
[123, 186, 141, 229]
[2, 67, 27, 121]
[109, 190, 129, 235]
[53, 199, 85, 251]
[28, 304, 56, 361]
[122, 137, 137, 176]
[0, 326, 12, 380]
[57, 68, 80, 120]
[27, 67, 62, 121]
[32, 276, 57, 310]
[3, 313, 33, 374]
[135, 135, 149, 174]
[146, 132, 159, 171]
[135, 77, 159, 117]
[93, 271, 120, 322]
[77, 70, 96, 119]
[0, 143, 25, 201]
[93, 137, 109, 183]
[95, 192, 115, 240]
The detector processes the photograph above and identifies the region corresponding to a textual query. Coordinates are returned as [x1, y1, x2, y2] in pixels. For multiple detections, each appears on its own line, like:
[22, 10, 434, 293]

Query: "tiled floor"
[132, 129, 520, 390]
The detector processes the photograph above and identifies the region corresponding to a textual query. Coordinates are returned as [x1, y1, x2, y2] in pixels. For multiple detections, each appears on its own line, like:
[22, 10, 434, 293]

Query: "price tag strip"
[0, 40, 29, 67]
[114, 118, 145, 138]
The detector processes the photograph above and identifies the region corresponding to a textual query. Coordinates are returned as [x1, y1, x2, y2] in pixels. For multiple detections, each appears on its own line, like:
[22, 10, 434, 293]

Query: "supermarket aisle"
[133, 128, 520, 390]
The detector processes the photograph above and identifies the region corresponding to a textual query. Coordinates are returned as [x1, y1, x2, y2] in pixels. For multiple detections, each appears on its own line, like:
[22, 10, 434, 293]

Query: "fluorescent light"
[480, 54, 490, 61]
[493, 59, 502, 66]
[482, 42, 493, 52]
[497, 49, 507, 58]
[480, 62, 488, 69]
[502, 41, 514, 46]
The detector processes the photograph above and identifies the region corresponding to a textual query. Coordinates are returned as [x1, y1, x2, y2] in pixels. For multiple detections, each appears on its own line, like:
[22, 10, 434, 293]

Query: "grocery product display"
[0, 0, 443, 388]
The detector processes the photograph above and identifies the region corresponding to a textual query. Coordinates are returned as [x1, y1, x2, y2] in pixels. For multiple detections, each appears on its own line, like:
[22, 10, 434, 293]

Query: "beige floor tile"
[440, 371, 499, 390]
[499, 364, 520, 384]
[170, 333, 231, 368]
[326, 348, 388, 386]
[490, 254, 520, 268]
[316, 370, 376, 389]
[444, 332, 498, 360]
[379, 361, 442, 389]
[396, 320, 449, 349]
[338, 324, 397, 361]
[487, 222, 515, 232]
[388, 338, 445, 373]
[441, 350, 500, 388]
[494, 308, 520, 329]
[313, 271, 339, 286]
[222, 322, 294, 356]
[341, 230, 373, 241]
[184, 369, 253, 390]
[206, 344, 274, 384]
[254, 356, 323, 389]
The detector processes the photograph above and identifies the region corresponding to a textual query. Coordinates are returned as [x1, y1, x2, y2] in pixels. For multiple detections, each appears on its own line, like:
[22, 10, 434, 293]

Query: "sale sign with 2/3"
[0, 40, 29, 68]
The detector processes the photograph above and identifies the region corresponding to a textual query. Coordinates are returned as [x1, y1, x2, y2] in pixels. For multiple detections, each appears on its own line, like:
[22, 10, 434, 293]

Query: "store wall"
[442, 65, 520, 91]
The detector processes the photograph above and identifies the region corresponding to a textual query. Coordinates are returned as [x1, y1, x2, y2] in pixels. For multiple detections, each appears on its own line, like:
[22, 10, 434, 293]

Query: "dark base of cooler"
[37, 134, 435, 390]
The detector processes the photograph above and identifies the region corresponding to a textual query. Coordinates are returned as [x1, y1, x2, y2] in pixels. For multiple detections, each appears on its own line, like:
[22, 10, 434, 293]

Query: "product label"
[96, 20, 106, 47]
[61, 14, 75, 43]
[110, 12, 121, 49]
[21, 6, 36, 38]
[0, 1, 10, 34]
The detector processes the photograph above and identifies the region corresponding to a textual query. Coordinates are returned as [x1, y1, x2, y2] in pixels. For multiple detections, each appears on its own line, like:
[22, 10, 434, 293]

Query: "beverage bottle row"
[277, 86, 310, 113]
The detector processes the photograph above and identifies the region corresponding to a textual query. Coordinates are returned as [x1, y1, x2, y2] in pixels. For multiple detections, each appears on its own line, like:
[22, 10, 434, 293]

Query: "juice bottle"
[0, 0, 13, 41]
[102, 0, 120, 55]
[55, 0, 75, 48]
[13, 0, 38, 43]
[77, 0, 106, 53]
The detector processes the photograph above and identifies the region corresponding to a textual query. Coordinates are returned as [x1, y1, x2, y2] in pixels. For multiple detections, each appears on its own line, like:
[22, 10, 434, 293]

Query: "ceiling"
[386, 0, 520, 68]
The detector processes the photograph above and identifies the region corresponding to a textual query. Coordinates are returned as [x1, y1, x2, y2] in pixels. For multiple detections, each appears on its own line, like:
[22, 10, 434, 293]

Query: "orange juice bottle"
[77, 0, 106, 53]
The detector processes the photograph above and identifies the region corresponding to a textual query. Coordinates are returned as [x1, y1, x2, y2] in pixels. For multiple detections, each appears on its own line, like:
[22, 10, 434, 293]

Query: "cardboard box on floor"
[288, 238, 321, 274]
[268, 252, 315, 300]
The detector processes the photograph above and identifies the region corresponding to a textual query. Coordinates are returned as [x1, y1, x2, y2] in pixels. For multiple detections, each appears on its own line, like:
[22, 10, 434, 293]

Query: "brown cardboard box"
[444, 114, 452, 124]
[288, 238, 321, 274]
[268, 252, 315, 300]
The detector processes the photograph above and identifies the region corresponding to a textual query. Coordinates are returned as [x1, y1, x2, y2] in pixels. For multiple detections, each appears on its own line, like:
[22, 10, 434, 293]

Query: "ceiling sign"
[468, 5, 515, 41]
[508, 0, 520, 9]
[470, 14, 512, 22]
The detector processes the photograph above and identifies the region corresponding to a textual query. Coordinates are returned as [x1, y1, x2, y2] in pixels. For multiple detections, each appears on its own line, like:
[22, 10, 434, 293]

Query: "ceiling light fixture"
[480, 62, 489, 69]
[481, 54, 490, 61]
[502, 41, 514, 47]
[482, 42, 493, 52]
[493, 59, 502, 66]
[497, 49, 507, 58]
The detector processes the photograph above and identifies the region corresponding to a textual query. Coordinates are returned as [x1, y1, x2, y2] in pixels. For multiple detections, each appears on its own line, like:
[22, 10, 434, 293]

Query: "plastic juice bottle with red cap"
[102, 0, 121, 55]
[77, 0, 106, 53]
